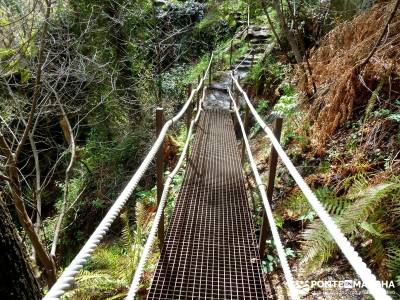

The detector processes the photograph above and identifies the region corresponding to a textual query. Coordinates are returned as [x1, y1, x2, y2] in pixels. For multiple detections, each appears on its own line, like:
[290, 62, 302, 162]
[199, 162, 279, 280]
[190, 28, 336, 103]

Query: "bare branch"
[15, 0, 52, 160]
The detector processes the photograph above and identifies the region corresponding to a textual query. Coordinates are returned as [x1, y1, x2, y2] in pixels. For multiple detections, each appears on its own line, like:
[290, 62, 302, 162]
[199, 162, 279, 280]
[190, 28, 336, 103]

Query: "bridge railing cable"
[230, 72, 391, 300]
[228, 88, 300, 300]
[126, 86, 207, 300]
[42, 54, 214, 300]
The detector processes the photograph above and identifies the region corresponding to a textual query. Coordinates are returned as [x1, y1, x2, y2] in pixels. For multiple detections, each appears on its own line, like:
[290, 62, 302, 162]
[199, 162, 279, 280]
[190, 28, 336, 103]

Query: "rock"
[154, 0, 168, 7]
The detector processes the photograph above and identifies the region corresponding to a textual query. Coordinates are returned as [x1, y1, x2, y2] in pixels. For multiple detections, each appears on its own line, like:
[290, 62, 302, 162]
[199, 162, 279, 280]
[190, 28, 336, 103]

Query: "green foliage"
[0, 47, 16, 59]
[186, 53, 211, 84]
[206, 0, 248, 27]
[272, 84, 297, 118]
[300, 178, 400, 279]
[246, 57, 285, 85]
[279, 187, 346, 221]
[161, 65, 188, 101]
[261, 239, 296, 273]
[256, 99, 269, 113]
[269, 82, 311, 147]
[67, 212, 143, 300]
[66, 207, 156, 299]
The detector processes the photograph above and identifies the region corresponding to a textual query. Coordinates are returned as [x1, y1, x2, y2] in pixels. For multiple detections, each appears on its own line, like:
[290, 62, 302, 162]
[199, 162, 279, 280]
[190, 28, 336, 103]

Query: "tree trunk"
[272, 0, 316, 94]
[0, 133, 57, 287]
[0, 197, 42, 299]
[272, 0, 303, 64]
[260, 0, 286, 51]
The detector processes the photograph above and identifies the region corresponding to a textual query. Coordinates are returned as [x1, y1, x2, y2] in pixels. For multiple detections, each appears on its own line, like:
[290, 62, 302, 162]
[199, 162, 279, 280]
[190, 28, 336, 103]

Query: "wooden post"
[259, 117, 283, 257]
[197, 75, 201, 111]
[229, 40, 233, 69]
[156, 108, 165, 249]
[186, 84, 193, 134]
[241, 106, 250, 165]
[232, 76, 241, 129]
[236, 75, 241, 102]
[209, 52, 212, 86]
[231, 70, 235, 95]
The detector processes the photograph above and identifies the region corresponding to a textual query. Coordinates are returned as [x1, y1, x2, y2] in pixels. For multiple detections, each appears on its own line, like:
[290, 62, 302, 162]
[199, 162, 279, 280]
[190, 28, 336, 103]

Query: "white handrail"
[228, 88, 299, 300]
[126, 86, 207, 300]
[230, 72, 391, 300]
[43, 54, 214, 300]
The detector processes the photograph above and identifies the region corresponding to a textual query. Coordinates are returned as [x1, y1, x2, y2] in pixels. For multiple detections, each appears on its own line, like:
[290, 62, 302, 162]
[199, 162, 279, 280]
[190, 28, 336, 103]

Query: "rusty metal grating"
[148, 110, 267, 299]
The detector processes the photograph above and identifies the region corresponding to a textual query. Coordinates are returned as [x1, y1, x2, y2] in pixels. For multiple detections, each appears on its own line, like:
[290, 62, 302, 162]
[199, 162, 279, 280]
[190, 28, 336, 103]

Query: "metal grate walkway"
[148, 109, 267, 299]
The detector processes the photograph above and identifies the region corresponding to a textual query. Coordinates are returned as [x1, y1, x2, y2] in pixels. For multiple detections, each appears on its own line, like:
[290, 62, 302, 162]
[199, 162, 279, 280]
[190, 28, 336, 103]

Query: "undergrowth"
[63, 123, 188, 299]
[301, 176, 400, 277]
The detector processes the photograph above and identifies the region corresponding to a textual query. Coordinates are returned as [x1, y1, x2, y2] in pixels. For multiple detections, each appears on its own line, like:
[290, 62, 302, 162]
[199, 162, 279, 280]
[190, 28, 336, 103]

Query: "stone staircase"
[204, 25, 272, 110]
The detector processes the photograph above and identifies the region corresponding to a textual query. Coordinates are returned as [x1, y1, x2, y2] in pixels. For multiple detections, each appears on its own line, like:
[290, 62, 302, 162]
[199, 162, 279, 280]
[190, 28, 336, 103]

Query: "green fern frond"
[67, 269, 128, 299]
[300, 221, 337, 273]
[387, 245, 400, 279]
[341, 173, 369, 194]
[300, 182, 399, 275]
[121, 211, 133, 249]
[321, 197, 351, 216]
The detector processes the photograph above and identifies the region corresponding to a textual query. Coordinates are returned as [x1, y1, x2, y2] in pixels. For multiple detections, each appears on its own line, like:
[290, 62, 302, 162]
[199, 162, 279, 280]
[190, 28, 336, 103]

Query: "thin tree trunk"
[272, 0, 303, 64]
[29, 131, 42, 277]
[0, 196, 42, 300]
[15, 0, 51, 160]
[0, 1, 57, 287]
[51, 102, 76, 257]
[0, 134, 57, 287]
[272, 0, 317, 95]
[260, 0, 286, 51]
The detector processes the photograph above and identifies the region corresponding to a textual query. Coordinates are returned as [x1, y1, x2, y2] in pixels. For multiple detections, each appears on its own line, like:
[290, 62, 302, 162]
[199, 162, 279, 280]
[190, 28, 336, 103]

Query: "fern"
[66, 204, 154, 299]
[300, 181, 400, 277]
[278, 187, 349, 220]
[315, 187, 351, 216]
[300, 221, 337, 272]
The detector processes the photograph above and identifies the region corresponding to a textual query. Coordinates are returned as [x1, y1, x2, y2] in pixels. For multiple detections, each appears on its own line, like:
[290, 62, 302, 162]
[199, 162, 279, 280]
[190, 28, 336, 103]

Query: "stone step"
[238, 53, 263, 61]
[250, 39, 266, 45]
[208, 84, 228, 92]
[236, 65, 251, 71]
[235, 60, 253, 67]
[236, 57, 253, 65]
[251, 47, 265, 54]
[154, 0, 168, 7]
[248, 25, 268, 31]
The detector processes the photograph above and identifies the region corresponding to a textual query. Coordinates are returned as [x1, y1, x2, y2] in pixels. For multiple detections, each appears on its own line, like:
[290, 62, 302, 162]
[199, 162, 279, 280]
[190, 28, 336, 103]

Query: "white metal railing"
[230, 72, 391, 300]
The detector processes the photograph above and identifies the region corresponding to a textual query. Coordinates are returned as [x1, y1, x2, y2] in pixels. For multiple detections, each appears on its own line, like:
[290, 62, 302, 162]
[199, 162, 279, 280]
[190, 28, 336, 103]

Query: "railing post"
[197, 75, 201, 111]
[186, 84, 193, 134]
[259, 117, 283, 257]
[209, 52, 212, 86]
[232, 76, 241, 129]
[156, 107, 165, 249]
[231, 70, 235, 95]
[229, 40, 233, 69]
[241, 106, 250, 164]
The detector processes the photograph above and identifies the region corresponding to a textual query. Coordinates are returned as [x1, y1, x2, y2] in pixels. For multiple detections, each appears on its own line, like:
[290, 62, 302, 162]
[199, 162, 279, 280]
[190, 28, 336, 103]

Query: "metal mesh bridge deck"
[148, 109, 267, 299]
